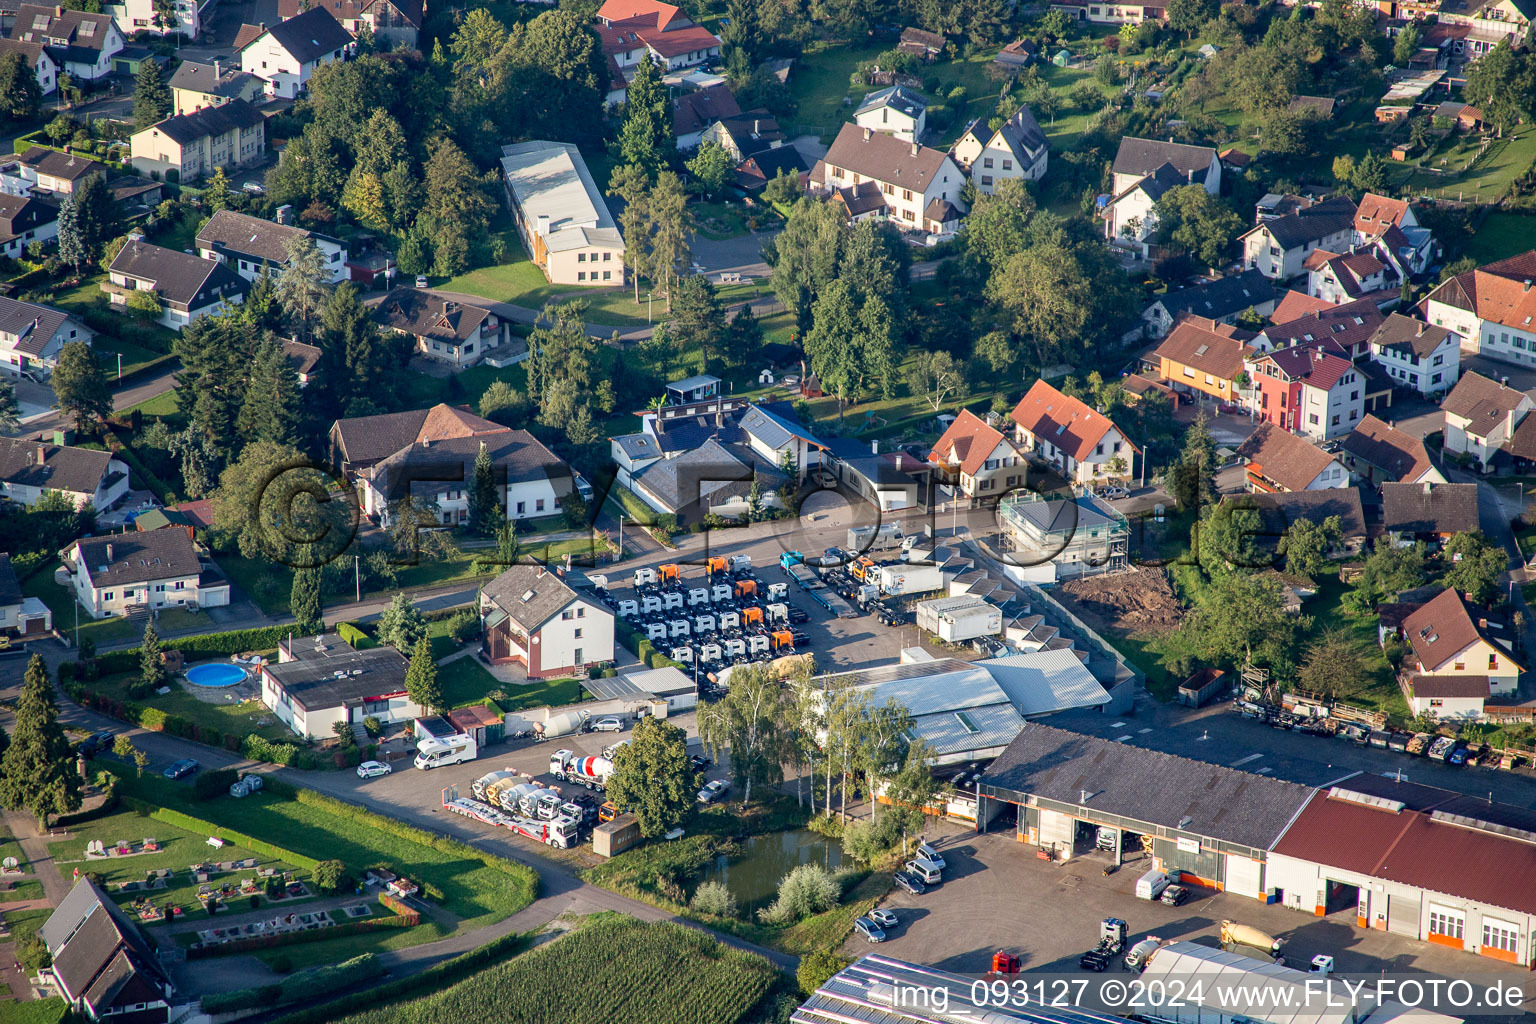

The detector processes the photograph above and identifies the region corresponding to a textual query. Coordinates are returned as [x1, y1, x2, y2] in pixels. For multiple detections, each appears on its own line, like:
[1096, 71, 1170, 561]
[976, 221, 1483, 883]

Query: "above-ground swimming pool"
[185, 663, 249, 687]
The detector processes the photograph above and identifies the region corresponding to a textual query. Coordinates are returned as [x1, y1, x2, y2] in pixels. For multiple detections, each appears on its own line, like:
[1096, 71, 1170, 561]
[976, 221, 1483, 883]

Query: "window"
[175, 580, 184, 589]
[577, 252, 586, 262]
[103, 591, 114, 601]
[1429, 906, 1464, 941]
[155, 584, 165, 592]
[536, 498, 545, 512]
[577, 271, 585, 281]
[1430, 698, 1444, 708]
[603, 252, 612, 261]
[516, 501, 525, 514]
[903, 189, 912, 201]
[1310, 414, 1320, 425]
[574, 627, 583, 639]
[1433, 354, 1444, 365]
[1483, 919, 1519, 954]
[1454, 661, 1465, 671]
[882, 183, 893, 195]
[983, 158, 993, 168]
[1490, 653, 1499, 670]
[981, 175, 993, 186]
[577, 607, 584, 618]
[1002, 159, 1012, 170]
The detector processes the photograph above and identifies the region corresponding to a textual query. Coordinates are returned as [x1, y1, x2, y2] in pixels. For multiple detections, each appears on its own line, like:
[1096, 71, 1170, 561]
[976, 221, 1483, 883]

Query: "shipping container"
[593, 813, 643, 858]
[875, 563, 944, 597]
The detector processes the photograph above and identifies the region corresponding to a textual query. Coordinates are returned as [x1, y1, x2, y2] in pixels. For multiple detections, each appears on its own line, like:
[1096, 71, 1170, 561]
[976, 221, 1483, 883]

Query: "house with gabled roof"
[1382, 481, 1479, 542]
[1399, 587, 1523, 716]
[927, 408, 1026, 500]
[64, 527, 229, 618]
[1235, 422, 1349, 492]
[626, 437, 786, 521]
[1140, 269, 1275, 339]
[330, 403, 507, 476]
[0, 192, 57, 259]
[168, 59, 265, 114]
[1304, 246, 1397, 307]
[1109, 136, 1219, 195]
[1339, 414, 1444, 486]
[195, 208, 346, 282]
[105, 237, 249, 329]
[129, 98, 266, 181]
[8, 4, 121, 80]
[810, 123, 966, 239]
[1152, 316, 1254, 405]
[1246, 344, 1365, 440]
[13, 146, 105, 194]
[854, 84, 928, 143]
[0, 36, 55, 94]
[1009, 379, 1137, 485]
[43, 878, 175, 1024]
[372, 287, 511, 369]
[950, 107, 1048, 193]
[672, 82, 740, 149]
[277, 0, 422, 48]
[1240, 195, 1358, 281]
[480, 563, 614, 677]
[701, 110, 785, 162]
[1366, 312, 1459, 396]
[1255, 295, 1386, 360]
[237, 7, 353, 99]
[1354, 191, 1436, 277]
[0, 293, 90, 376]
[0, 435, 127, 510]
[1422, 250, 1536, 369]
[1440, 370, 1532, 465]
[595, 0, 719, 71]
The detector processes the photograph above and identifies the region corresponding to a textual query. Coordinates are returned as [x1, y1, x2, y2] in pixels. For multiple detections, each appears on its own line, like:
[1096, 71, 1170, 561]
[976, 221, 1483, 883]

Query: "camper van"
[414, 734, 478, 771]
[1135, 869, 1169, 901]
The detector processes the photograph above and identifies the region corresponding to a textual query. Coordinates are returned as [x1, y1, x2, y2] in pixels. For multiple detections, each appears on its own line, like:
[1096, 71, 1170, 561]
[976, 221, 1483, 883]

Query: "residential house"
[897, 26, 945, 59]
[1010, 379, 1138, 485]
[1382, 481, 1480, 542]
[41, 879, 174, 1024]
[1246, 345, 1365, 440]
[276, 0, 422, 48]
[238, 7, 353, 99]
[738, 402, 824, 478]
[372, 287, 510, 369]
[0, 192, 56, 258]
[195, 208, 347, 282]
[824, 438, 925, 513]
[500, 140, 625, 287]
[1152, 316, 1254, 406]
[329, 402, 506, 478]
[1103, 162, 1190, 255]
[1226, 488, 1369, 555]
[14, 146, 105, 195]
[700, 110, 784, 162]
[853, 85, 928, 143]
[0, 552, 50, 637]
[998, 491, 1130, 582]
[1255, 295, 1386, 361]
[1303, 247, 1397, 306]
[105, 237, 249, 328]
[0, 294, 90, 377]
[735, 145, 806, 191]
[625, 437, 785, 521]
[1050, 0, 1167, 25]
[1366, 312, 1460, 396]
[1140, 269, 1276, 339]
[62, 527, 229, 618]
[1400, 588, 1523, 718]
[480, 563, 614, 678]
[0, 436, 126, 509]
[261, 632, 414, 739]
[1354, 191, 1436, 277]
[8, 4, 122, 80]
[1339, 414, 1445, 486]
[1421, 250, 1536, 368]
[129, 98, 265, 180]
[282, 338, 320, 386]
[1239, 195, 1358, 281]
[108, 0, 201, 38]
[0, 37, 54, 93]
[810, 123, 966, 239]
[595, 0, 719, 71]
[167, 59, 265, 114]
[949, 107, 1049, 193]
[1439, 370, 1532, 465]
[1234, 421, 1350, 492]
[927, 408, 1027, 501]
[1109, 136, 1220, 196]
[672, 83, 739, 150]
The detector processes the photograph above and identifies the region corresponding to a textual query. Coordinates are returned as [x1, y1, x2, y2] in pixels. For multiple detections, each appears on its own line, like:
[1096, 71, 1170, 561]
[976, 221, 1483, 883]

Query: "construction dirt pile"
[1056, 568, 1183, 635]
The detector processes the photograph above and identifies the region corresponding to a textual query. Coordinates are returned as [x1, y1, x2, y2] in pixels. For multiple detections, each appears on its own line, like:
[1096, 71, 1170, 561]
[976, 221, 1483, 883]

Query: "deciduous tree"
[52, 340, 111, 433]
[605, 716, 695, 836]
[698, 662, 788, 805]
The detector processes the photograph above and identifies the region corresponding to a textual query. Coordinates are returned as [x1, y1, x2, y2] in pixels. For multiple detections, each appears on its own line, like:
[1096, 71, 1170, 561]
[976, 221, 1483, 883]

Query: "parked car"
[893, 872, 927, 895]
[357, 760, 393, 779]
[241, 181, 265, 194]
[916, 842, 946, 870]
[415, 274, 429, 288]
[1100, 485, 1129, 499]
[592, 717, 624, 733]
[77, 730, 115, 758]
[1159, 885, 1189, 906]
[697, 779, 730, 804]
[868, 909, 897, 929]
[688, 754, 711, 773]
[1447, 745, 1470, 767]
[853, 917, 886, 943]
[163, 758, 199, 780]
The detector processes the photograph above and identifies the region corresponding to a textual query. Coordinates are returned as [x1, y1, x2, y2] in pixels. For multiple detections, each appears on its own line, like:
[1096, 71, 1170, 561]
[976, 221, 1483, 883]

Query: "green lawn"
[1399, 130, 1536, 201]
[494, 675, 585, 714]
[1461, 211, 1536, 265]
[96, 336, 173, 381]
[79, 668, 297, 744]
[0, 822, 43, 904]
[128, 389, 183, 418]
[216, 547, 495, 618]
[437, 657, 503, 709]
[22, 563, 209, 647]
[1, 996, 68, 1024]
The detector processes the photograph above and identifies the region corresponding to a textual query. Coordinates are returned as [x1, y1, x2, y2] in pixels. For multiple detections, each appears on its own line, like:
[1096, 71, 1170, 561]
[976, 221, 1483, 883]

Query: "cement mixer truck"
[1221, 920, 1285, 960]
[550, 749, 613, 791]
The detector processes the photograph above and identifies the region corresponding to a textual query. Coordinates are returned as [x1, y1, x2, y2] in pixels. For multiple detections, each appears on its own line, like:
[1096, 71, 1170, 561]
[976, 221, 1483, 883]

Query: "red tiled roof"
[597, 0, 682, 29]
[1009, 379, 1136, 462]
[1403, 588, 1488, 672]
[1269, 290, 1334, 324]
[1260, 297, 1384, 352]
[1338, 414, 1435, 483]
[929, 408, 1011, 477]
[1354, 192, 1411, 236]
[1234, 422, 1339, 492]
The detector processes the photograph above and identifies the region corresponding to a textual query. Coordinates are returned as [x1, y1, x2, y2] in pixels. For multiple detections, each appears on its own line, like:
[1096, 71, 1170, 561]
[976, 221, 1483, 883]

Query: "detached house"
[238, 7, 353, 99]
[196, 208, 347, 283]
[129, 98, 266, 181]
[0, 436, 126, 509]
[373, 287, 510, 369]
[1440, 370, 1532, 466]
[1240, 195, 1357, 281]
[8, 4, 121, 80]
[811, 123, 966, 239]
[0, 37, 54, 94]
[1246, 345, 1365, 441]
[14, 146, 105, 195]
[950, 107, 1049, 193]
[1366, 313, 1460, 396]
[0, 192, 57, 258]
[1400, 588, 1523, 719]
[0, 295, 90, 377]
[42, 879, 174, 1024]
[1104, 162, 1185, 254]
[1303, 247, 1396, 306]
[106, 237, 249, 328]
[1235, 421, 1349, 492]
[595, 0, 720, 71]
[480, 563, 614, 678]
[168, 59, 265, 115]
[927, 409, 1027, 501]
[1339, 414, 1445, 486]
[1354, 191, 1436, 278]
[63, 527, 229, 618]
[1010, 379, 1137, 486]
[277, 0, 422, 49]
[854, 85, 928, 143]
[1140, 269, 1276, 339]
[262, 633, 414, 740]
[672, 83, 739, 150]
[1152, 316, 1253, 405]
[1422, 250, 1536, 369]
[1109, 136, 1220, 196]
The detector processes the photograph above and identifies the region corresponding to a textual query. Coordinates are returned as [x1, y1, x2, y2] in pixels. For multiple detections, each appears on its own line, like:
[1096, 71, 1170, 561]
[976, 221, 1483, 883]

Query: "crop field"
[321, 914, 778, 1024]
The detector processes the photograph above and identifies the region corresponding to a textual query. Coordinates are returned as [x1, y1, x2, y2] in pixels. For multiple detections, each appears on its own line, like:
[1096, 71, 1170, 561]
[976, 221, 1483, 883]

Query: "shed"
[1178, 667, 1228, 708]
[593, 813, 642, 858]
[447, 704, 504, 747]
[413, 716, 455, 742]
[1052, 48, 1071, 66]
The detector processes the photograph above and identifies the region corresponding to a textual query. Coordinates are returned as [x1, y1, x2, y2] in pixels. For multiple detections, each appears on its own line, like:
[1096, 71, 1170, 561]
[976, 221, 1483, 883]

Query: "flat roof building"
[260, 633, 416, 740]
[499, 141, 625, 288]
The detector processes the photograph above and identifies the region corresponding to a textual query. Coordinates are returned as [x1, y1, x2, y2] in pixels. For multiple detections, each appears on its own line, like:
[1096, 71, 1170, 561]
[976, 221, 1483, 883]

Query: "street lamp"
[647, 291, 653, 324]
[1140, 441, 1152, 490]
[617, 512, 626, 560]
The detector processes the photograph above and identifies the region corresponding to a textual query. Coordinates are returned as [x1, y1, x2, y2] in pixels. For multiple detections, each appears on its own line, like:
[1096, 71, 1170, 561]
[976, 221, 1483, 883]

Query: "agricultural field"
[319, 914, 779, 1024]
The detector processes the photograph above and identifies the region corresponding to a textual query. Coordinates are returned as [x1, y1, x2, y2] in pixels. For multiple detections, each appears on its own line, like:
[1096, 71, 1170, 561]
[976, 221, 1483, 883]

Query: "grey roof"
[854, 84, 927, 120]
[1244, 195, 1357, 251]
[979, 650, 1111, 717]
[482, 564, 593, 632]
[1152, 269, 1275, 322]
[374, 287, 492, 345]
[366, 429, 568, 501]
[331, 404, 503, 469]
[254, 6, 351, 63]
[585, 665, 693, 701]
[819, 122, 952, 192]
[667, 373, 721, 393]
[145, 98, 264, 147]
[11, 4, 115, 58]
[0, 36, 47, 68]
[73, 528, 201, 588]
[0, 295, 71, 356]
[1381, 481, 1479, 536]
[283, 338, 321, 375]
[1223, 487, 1368, 541]
[818, 657, 1027, 759]
[108, 239, 249, 309]
[1004, 494, 1122, 536]
[17, 146, 104, 182]
[196, 209, 338, 267]
[41, 875, 108, 954]
[499, 140, 622, 254]
[739, 402, 820, 451]
[632, 438, 756, 512]
[993, 105, 1048, 162]
[0, 437, 118, 494]
[1367, 312, 1457, 360]
[264, 643, 409, 711]
[982, 719, 1316, 849]
[167, 60, 262, 98]
[1112, 136, 1217, 181]
[44, 878, 169, 1006]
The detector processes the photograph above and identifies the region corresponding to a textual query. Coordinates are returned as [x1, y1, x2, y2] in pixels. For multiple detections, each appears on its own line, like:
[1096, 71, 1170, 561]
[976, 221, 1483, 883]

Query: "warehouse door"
[1038, 808, 1075, 853]
[1224, 854, 1263, 899]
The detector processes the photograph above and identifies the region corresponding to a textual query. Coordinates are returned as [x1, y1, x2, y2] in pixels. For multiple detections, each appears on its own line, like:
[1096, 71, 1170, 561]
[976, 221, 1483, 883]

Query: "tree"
[126, 289, 162, 321]
[1464, 40, 1535, 136]
[1344, 538, 1427, 612]
[686, 140, 732, 197]
[52, 340, 111, 433]
[855, 698, 912, 824]
[608, 163, 652, 303]
[404, 636, 444, 714]
[1442, 530, 1508, 605]
[961, 178, 1036, 273]
[1169, 412, 1217, 511]
[904, 351, 961, 412]
[0, 655, 81, 827]
[0, 377, 20, 435]
[0, 51, 41, 123]
[56, 192, 85, 271]
[421, 136, 495, 242]
[1393, 21, 1422, 66]
[1194, 500, 1265, 571]
[312, 859, 350, 894]
[204, 166, 231, 212]
[698, 663, 788, 806]
[140, 620, 168, 693]
[798, 949, 851, 996]
[133, 58, 170, 130]
[1153, 572, 1309, 677]
[467, 440, 501, 538]
[1297, 627, 1370, 700]
[668, 274, 728, 371]
[1166, 0, 1217, 36]
[619, 55, 672, 175]
[320, 283, 404, 409]
[1279, 515, 1342, 578]
[210, 440, 351, 562]
[1153, 185, 1243, 268]
[768, 198, 845, 331]
[376, 592, 427, 653]
[290, 566, 322, 632]
[605, 717, 694, 836]
[648, 171, 692, 309]
[237, 336, 302, 447]
[275, 235, 331, 337]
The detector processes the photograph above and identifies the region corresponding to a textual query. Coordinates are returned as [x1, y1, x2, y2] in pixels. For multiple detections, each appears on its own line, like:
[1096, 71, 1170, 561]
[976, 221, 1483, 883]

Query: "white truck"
[441, 786, 579, 849]
[415, 733, 477, 770]
[876, 563, 943, 597]
[549, 750, 613, 791]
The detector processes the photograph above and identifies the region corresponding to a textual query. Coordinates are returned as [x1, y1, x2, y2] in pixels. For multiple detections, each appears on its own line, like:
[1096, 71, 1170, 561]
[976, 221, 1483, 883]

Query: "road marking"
[1230, 753, 1264, 767]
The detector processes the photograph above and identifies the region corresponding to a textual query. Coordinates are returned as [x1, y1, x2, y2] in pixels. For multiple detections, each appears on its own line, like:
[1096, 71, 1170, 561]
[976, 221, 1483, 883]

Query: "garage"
[1225, 853, 1264, 899]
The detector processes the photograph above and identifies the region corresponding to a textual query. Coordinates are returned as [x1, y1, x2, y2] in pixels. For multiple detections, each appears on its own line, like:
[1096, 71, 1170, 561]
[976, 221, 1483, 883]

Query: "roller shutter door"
[1038, 808, 1074, 848]
[1225, 854, 1263, 899]
[1387, 891, 1421, 937]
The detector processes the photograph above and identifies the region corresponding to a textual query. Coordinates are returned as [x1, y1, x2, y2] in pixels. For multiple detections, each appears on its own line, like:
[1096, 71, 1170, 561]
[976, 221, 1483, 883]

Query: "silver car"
[867, 909, 897, 929]
[853, 917, 886, 943]
[696, 779, 730, 804]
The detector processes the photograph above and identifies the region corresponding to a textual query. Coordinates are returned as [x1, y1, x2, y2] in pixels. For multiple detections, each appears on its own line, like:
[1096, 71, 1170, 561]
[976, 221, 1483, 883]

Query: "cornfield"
[326, 915, 777, 1024]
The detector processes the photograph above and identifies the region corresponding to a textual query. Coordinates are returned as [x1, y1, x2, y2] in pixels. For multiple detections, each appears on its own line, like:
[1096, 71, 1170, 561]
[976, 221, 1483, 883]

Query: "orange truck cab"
[735, 579, 758, 598]
[771, 629, 795, 650]
[743, 606, 764, 626]
[658, 563, 679, 583]
[705, 556, 727, 575]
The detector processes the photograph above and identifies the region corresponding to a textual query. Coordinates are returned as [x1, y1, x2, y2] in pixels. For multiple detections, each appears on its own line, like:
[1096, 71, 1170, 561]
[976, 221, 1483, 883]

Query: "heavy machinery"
[1221, 920, 1285, 957]
[1079, 918, 1127, 972]
[549, 750, 614, 791]
[441, 786, 579, 849]
[471, 769, 519, 802]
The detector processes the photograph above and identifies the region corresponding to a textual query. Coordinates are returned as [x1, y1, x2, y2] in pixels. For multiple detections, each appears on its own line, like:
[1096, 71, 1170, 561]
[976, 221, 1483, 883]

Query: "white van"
[414, 734, 477, 770]
[916, 842, 946, 870]
[905, 858, 943, 885]
[1135, 869, 1170, 900]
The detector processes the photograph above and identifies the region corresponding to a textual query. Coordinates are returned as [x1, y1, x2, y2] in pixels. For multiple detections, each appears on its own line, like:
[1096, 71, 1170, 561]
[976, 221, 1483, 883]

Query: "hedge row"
[103, 428, 175, 504]
[80, 624, 292, 679]
[127, 800, 322, 872]
[336, 622, 373, 649]
[69, 686, 323, 769]
[202, 954, 386, 1014]
[615, 620, 682, 671]
[188, 906, 417, 959]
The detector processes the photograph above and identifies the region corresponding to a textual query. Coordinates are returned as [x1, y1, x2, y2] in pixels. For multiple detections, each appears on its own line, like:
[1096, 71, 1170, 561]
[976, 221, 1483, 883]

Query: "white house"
[480, 563, 615, 678]
[1240, 196, 1358, 281]
[9, 5, 122, 80]
[0, 193, 58, 260]
[195, 209, 347, 283]
[500, 141, 625, 287]
[1304, 247, 1396, 306]
[949, 107, 1049, 193]
[928, 408, 1027, 500]
[0, 554, 50, 638]
[595, 0, 720, 71]
[1009, 379, 1137, 485]
[1421, 250, 1536, 368]
[853, 85, 928, 143]
[0, 436, 126, 509]
[238, 7, 353, 99]
[1400, 588, 1524, 719]
[811, 123, 966, 240]
[0, 295, 91, 378]
[0, 38, 55, 94]
[106, 0, 200, 39]
[1109, 136, 1219, 196]
[63, 528, 229, 619]
[261, 633, 416, 740]
[1440, 370, 1532, 466]
[372, 288, 510, 369]
[1367, 313, 1460, 396]
[105, 237, 249, 329]
[1103, 162, 1184, 256]
[1354, 192, 1436, 278]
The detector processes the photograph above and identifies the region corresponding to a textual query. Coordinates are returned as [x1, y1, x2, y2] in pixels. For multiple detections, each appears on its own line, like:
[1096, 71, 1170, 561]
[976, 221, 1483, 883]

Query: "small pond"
[697, 829, 845, 913]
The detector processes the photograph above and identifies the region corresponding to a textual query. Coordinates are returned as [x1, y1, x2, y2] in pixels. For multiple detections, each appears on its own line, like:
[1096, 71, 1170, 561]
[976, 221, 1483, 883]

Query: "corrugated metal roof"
[980, 650, 1112, 717]
[1140, 943, 1358, 1024]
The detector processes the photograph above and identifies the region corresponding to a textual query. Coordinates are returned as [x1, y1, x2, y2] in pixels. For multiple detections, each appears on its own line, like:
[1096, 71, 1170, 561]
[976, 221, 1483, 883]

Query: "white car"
[357, 760, 392, 779]
[592, 717, 624, 733]
[415, 274, 429, 288]
[697, 778, 730, 804]
[868, 909, 897, 929]
[241, 181, 265, 195]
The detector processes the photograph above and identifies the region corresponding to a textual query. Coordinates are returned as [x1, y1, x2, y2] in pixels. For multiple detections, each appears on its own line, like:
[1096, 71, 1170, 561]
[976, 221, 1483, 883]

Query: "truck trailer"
[441, 786, 578, 849]
[875, 563, 944, 597]
[916, 595, 1002, 642]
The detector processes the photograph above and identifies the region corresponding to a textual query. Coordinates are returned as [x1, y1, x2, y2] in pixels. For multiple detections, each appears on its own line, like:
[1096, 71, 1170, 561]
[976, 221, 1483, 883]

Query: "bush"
[312, 858, 350, 894]
[797, 947, 850, 995]
[193, 768, 241, 801]
[841, 812, 913, 863]
[362, 716, 383, 738]
[447, 607, 479, 643]
[689, 880, 737, 918]
[758, 863, 840, 924]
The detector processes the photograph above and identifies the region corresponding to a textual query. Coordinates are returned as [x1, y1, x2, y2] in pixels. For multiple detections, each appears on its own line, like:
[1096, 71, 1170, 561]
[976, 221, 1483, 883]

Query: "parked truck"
[536, 710, 590, 739]
[848, 523, 903, 551]
[875, 563, 944, 597]
[549, 750, 614, 791]
[787, 564, 825, 590]
[472, 769, 519, 801]
[1221, 921, 1284, 957]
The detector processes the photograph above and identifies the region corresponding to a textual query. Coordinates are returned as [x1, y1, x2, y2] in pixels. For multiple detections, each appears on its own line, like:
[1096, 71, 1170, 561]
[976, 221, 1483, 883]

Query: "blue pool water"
[186, 663, 248, 687]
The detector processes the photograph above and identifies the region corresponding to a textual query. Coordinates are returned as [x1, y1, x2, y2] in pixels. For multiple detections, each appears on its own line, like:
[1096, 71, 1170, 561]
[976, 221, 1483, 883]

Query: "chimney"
[213, 59, 221, 77]
[910, 142, 920, 157]
[1423, 480, 1432, 496]
[754, 118, 761, 134]
[1417, 322, 1426, 335]
[422, 437, 431, 448]
[1525, 279, 1532, 291]
[870, 439, 879, 456]
[34, 444, 44, 465]
[863, 127, 872, 141]
[536, 214, 550, 238]
[106, 543, 114, 561]
[54, 5, 63, 15]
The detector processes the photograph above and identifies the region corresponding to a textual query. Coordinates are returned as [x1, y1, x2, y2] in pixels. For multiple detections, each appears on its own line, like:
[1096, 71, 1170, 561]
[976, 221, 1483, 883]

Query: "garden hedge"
[127, 800, 321, 872]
